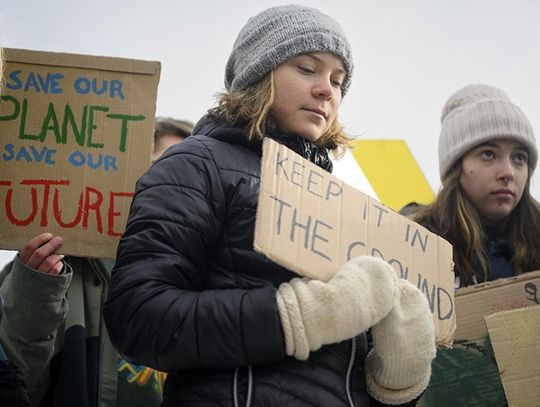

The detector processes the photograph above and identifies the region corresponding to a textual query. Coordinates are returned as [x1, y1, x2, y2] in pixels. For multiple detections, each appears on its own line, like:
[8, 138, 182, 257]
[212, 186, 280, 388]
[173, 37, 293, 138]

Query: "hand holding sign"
[255, 138, 455, 346]
[19, 232, 64, 275]
[276, 255, 398, 360]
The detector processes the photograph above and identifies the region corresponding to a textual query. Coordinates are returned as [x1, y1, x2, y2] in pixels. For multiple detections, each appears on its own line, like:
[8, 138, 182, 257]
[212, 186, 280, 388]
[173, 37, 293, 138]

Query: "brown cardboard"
[254, 138, 455, 345]
[418, 270, 540, 406]
[455, 269, 540, 341]
[486, 305, 540, 407]
[0, 48, 160, 259]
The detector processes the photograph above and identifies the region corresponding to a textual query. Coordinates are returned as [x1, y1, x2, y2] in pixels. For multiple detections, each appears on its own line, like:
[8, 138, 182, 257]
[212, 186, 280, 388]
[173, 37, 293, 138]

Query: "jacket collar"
[193, 115, 333, 173]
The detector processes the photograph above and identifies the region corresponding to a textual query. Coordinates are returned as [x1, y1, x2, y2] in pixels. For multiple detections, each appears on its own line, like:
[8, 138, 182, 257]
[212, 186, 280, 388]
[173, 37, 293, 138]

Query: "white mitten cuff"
[276, 282, 310, 360]
[365, 349, 431, 405]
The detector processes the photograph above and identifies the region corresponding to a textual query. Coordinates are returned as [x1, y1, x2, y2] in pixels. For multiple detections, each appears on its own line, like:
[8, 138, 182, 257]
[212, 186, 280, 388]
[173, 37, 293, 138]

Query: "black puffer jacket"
[104, 118, 397, 407]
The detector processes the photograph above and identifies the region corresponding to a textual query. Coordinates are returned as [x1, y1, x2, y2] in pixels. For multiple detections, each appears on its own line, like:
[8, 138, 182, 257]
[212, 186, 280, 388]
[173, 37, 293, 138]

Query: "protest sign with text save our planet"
[254, 138, 455, 345]
[0, 48, 160, 259]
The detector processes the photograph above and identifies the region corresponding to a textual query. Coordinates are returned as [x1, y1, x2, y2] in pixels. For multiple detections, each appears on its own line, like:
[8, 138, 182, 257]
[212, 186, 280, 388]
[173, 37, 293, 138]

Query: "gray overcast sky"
[1, 0, 540, 265]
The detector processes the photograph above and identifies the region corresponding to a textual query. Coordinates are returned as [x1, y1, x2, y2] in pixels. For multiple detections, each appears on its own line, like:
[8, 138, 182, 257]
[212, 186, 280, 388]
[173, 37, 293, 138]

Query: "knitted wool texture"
[365, 279, 436, 405]
[439, 84, 537, 179]
[225, 4, 353, 95]
[276, 255, 398, 361]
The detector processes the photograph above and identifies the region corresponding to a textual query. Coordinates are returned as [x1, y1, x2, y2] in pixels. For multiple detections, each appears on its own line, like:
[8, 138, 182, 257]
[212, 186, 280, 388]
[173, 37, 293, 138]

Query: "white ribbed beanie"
[225, 5, 353, 96]
[439, 84, 537, 179]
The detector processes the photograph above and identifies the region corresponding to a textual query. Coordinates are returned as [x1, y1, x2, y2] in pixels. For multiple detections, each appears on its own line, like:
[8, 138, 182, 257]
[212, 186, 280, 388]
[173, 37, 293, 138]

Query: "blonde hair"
[207, 72, 350, 155]
[415, 162, 540, 286]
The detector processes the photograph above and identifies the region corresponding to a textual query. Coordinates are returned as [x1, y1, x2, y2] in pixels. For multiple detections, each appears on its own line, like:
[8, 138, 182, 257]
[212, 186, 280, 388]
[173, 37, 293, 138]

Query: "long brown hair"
[415, 162, 540, 286]
[207, 72, 350, 155]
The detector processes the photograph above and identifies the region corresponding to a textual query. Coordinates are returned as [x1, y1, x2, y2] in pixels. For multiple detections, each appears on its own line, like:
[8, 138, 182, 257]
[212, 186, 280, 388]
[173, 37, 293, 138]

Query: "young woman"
[415, 84, 540, 287]
[104, 5, 435, 406]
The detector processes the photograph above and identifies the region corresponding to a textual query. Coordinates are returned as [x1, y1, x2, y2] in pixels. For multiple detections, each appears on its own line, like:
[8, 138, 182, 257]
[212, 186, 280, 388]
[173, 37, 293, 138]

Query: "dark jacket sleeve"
[103, 138, 286, 372]
[0, 360, 31, 407]
[0, 257, 71, 404]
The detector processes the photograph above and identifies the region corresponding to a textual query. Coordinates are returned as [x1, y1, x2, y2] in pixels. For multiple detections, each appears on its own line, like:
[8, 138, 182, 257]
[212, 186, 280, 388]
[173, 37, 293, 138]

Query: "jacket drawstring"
[346, 338, 356, 407]
[233, 365, 253, 407]
[233, 345, 354, 407]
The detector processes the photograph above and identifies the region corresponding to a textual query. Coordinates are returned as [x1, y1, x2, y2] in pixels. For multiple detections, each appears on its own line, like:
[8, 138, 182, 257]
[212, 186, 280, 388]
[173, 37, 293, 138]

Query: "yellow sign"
[351, 140, 434, 211]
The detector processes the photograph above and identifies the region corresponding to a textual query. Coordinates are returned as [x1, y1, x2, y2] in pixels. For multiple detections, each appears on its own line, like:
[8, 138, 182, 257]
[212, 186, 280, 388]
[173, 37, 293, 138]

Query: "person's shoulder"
[398, 201, 424, 219]
[165, 134, 258, 165]
[134, 136, 224, 193]
[159, 134, 214, 158]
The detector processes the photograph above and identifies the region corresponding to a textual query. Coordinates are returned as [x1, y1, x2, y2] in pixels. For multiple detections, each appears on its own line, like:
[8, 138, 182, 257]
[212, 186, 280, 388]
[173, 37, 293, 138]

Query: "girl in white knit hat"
[104, 5, 435, 406]
[415, 84, 540, 288]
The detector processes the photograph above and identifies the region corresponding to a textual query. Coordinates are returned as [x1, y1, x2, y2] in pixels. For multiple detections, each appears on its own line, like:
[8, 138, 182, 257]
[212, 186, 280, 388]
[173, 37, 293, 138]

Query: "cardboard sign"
[0, 48, 160, 258]
[486, 305, 540, 406]
[454, 269, 540, 341]
[254, 138, 455, 345]
[418, 269, 540, 406]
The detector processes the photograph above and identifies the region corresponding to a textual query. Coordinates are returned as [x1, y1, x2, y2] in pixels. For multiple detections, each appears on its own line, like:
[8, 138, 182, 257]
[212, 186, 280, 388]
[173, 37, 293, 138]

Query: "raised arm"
[0, 233, 71, 403]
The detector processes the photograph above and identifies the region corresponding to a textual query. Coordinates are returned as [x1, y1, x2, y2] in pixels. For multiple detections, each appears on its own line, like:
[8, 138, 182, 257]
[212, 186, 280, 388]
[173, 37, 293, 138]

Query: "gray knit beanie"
[225, 5, 353, 95]
[439, 84, 537, 179]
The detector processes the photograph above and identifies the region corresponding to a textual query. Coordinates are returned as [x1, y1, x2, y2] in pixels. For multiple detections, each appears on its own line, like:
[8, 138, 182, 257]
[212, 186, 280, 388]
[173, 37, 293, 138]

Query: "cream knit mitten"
[365, 279, 436, 405]
[276, 255, 398, 360]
